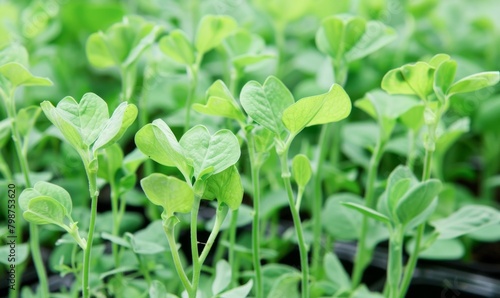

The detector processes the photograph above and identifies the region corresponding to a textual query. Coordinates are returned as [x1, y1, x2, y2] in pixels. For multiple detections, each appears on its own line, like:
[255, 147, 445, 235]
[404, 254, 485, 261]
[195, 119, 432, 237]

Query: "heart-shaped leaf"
[193, 80, 245, 121]
[19, 182, 72, 216]
[203, 165, 243, 210]
[240, 76, 294, 137]
[140, 173, 194, 218]
[135, 119, 191, 178]
[179, 125, 240, 179]
[23, 196, 66, 226]
[0, 62, 52, 88]
[282, 83, 351, 134]
[159, 29, 195, 65]
[195, 15, 237, 55]
[382, 62, 435, 100]
[92, 101, 137, 152]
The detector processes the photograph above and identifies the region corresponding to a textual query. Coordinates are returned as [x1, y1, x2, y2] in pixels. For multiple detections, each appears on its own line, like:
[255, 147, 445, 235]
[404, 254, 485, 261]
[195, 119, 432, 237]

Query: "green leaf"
[203, 165, 243, 210]
[387, 178, 412, 218]
[240, 76, 294, 137]
[158, 29, 195, 65]
[435, 118, 469, 158]
[179, 125, 240, 179]
[213, 260, 231, 295]
[123, 148, 148, 174]
[395, 179, 442, 225]
[16, 106, 41, 137]
[282, 84, 351, 134]
[433, 59, 457, 101]
[218, 280, 253, 298]
[92, 101, 138, 152]
[24, 196, 66, 226]
[399, 104, 425, 130]
[356, 90, 419, 121]
[252, 126, 275, 153]
[0, 118, 10, 148]
[407, 238, 464, 260]
[0, 243, 29, 265]
[447, 71, 500, 97]
[0, 62, 52, 88]
[97, 144, 123, 181]
[86, 16, 161, 68]
[254, 0, 309, 23]
[125, 232, 165, 255]
[341, 202, 391, 225]
[344, 20, 396, 62]
[382, 62, 435, 100]
[140, 173, 194, 218]
[19, 182, 72, 216]
[193, 81, 245, 121]
[292, 154, 312, 188]
[195, 15, 237, 55]
[431, 205, 500, 239]
[40, 101, 84, 151]
[135, 119, 191, 178]
[323, 253, 351, 290]
[267, 273, 301, 298]
[322, 194, 363, 240]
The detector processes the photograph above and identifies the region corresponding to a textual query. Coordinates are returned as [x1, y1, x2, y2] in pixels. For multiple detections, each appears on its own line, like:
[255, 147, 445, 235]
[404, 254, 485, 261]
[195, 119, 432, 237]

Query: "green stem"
[351, 138, 385, 288]
[82, 169, 99, 298]
[387, 226, 403, 298]
[311, 123, 330, 278]
[5, 90, 49, 298]
[247, 135, 264, 298]
[185, 55, 202, 133]
[406, 129, 416, 171]
[109, 177, 120, 267]
[165, 221, 193, 294]
[198, 204, 228, 265]
[398, 146, 434, 297]
[228, 208, 239, 288]
[190, 194, 202, 298]
[274, 21, 286, 78]
[278, 148, 309, 298]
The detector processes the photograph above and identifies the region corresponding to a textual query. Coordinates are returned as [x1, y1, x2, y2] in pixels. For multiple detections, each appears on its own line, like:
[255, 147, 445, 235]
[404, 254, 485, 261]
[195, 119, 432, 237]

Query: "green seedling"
[159, 15, 237, 132]
[135, 119, 244, 298]
[0, 44, 53, 298]
[381, 53, 500, 296]
[240, 75, 352, 298]
[21, 92, 138, 298]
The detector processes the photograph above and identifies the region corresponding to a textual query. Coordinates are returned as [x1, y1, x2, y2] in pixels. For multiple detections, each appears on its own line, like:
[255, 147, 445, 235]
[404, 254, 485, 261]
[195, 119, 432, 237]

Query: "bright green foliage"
[282, 84, 351, 134]
[240, 76, 294, 137]
[408, 238, 464, 260]
[97, 144, 123, 182]
[159, 29, 195, 65]
[322, 194, 363, 240]
[41, 93, 137, 156]
[16, 106, 41, 137]
[382, 62, 435, 100]
[19, 181, 72, 217]
[254, 0, 310, 23]
[224, 29, 274, 69]
[0, 62, 52, 89]
[24, 197, 66, 226]
[203, 165, 243, 210]
[315, 15, 396, 63]
[324, 252, 351, 292]
[447, 72, 500, 96]
[195, 15, 237, 55]
[140, 173, 194, 218]
[0, 119, 10, 147]
[292, 154, 312, 188]
[179, 125, 240, 179]
[212, 260, 231, 295]
[431, 205, 500, 239]
[342, 202, 391, 225]
[134, 119, 191, 178]
[395, 179, 442, 225]
[267, 273, 302, 298]
[192, 80, 246, 121]
[86, 15, 161, 69]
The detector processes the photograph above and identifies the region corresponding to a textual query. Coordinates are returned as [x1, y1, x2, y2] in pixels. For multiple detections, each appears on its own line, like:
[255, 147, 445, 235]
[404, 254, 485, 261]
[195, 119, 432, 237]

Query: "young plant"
[19, 93, 137, 298]
[313, 14, 396, 279]
[0, 44, 52, 298]
[158, 15, 237, 132]
[240, 76, 352, 297]
[381, 53, 500, 295]
[86, 15, 161, 125]
[135, 120, 244, 298]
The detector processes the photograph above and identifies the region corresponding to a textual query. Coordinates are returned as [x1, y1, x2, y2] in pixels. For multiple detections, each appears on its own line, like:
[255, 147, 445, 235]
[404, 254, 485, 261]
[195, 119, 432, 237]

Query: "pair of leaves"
[41, 93, 138, 158]
[86, 15, 162, 69]
[193, 80, 246, 122]
[19, 182, 72, 228]
[240, 76, 351, 140]
[382, 53, 500, 101]
[159, 15, 237, 65]
[316, 15, 396, 63]
[224, 29, 274, 69]
[135, 120, 241, 180]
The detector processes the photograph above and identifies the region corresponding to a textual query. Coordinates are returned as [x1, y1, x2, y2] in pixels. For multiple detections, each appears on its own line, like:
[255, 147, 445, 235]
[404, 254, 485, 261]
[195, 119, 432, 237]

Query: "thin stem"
[82, 169, 99, 298]
[5, 90, 49, 297]
[351, 138, 385, 288]
[274, 21, 286, 77]
[190, 194, 202, 298]
[184, 55, 202, 133]
[406, 129, 416, 171]
[247, 135, 263, 297]
[109, 177, 120, 267]
[398, 146, 433, 297]
[198, 204, 228, 265]
[165, 223, 193, 293]
[278, 149, 309, 298]
[387, 226, 403, 298]
[228, 209, 239, 287]
[311, 123, 330, 278]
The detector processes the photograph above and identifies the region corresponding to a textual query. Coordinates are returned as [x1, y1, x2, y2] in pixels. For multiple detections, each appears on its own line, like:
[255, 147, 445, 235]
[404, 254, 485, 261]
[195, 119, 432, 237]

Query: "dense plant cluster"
[1, 1, 500, 298]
